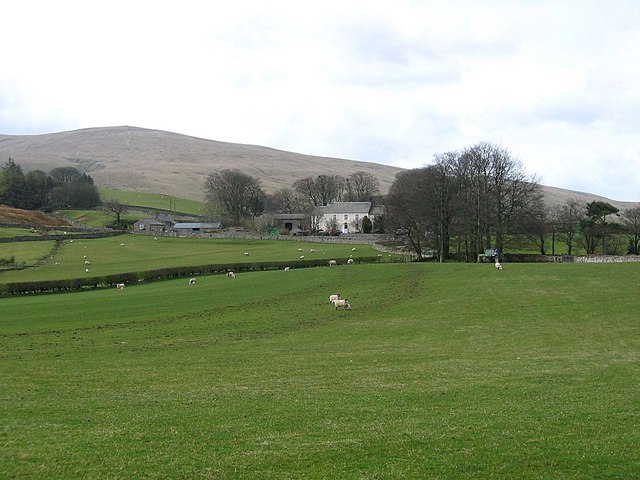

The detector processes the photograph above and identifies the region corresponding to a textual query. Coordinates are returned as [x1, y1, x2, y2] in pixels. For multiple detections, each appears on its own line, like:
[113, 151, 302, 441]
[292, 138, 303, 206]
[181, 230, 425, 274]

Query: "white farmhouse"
[315, 202, 381, 234]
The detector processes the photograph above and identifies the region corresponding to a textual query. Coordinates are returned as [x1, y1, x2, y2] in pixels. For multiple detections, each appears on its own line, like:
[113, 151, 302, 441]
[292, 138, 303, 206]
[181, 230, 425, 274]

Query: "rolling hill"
[0, 125, 637, 210]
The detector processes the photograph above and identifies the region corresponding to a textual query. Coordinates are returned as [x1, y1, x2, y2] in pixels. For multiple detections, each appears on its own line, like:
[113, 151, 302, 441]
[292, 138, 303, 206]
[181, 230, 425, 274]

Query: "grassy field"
[0, 240, 56, 268]
[99, 188, 208, 216]
[0, 235, 381, 282]
[1, 261, 638, 478]
[55, 209, 142, 229]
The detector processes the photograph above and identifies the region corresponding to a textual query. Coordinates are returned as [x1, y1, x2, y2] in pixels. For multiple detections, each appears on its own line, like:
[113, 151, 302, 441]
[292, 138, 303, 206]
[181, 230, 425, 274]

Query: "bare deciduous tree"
[103, 199, 128, 224]
[204, 169, 265, 226]
[621, 206, 640, 254]
[344, 171, 380, 202]
[293, 175, 344, 206]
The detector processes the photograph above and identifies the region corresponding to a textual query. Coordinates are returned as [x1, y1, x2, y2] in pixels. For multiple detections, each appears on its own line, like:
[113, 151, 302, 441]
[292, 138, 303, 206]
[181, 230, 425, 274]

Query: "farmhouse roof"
[318, 202, 372, 214]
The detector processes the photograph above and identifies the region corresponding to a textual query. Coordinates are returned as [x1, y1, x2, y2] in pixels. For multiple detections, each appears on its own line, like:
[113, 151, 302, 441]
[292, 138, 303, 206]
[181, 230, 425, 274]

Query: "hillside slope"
[0, 126, 637, 210]
[0, 126, 403, 201]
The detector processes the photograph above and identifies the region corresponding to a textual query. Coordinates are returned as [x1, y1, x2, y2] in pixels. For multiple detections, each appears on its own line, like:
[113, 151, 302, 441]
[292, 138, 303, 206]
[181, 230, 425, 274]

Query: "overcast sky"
[1, 1, 639, 200]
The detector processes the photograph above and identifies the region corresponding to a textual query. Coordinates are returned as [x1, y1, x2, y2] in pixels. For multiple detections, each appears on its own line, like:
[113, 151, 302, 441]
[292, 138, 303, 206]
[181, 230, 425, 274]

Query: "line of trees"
[0, 159, 100, 210]
[385, 142, 544, 261]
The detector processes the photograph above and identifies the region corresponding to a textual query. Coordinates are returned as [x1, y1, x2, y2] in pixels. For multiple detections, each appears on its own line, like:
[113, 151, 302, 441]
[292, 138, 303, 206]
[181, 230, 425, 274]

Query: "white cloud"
[1, 0, 639, 200]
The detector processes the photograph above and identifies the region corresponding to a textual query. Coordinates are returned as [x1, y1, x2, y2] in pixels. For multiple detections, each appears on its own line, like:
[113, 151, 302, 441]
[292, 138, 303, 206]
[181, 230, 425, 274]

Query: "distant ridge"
[0, 125, 637, 210]
[0, 126, 402, 201]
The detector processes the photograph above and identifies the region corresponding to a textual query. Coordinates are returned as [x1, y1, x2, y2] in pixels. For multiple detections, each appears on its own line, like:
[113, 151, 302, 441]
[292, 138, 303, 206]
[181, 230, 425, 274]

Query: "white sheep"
[85, 268, 89, 273]
[116, 283, 125, 290]
[84, 260, 90, 265]
[328, 260, 337, 266]
[284, 266, 290, 271]
[329, 293, 341, 303]
[495, 261, 503, 270]
[154, 237, 158, 241]
[298, 248, 303, 252]
[309, 249, 316, 253]
[244, 252, 249, 256]
[299, 255, 305, 260]
[188, 278, 197, 285]
[347, 258, 354, 264]
[120, 243, 125, 247]
[227, 271, 236, 278]
[334, 298, 351, 310]
[83, 255, 87, 259]
[351, 247, 356, 252]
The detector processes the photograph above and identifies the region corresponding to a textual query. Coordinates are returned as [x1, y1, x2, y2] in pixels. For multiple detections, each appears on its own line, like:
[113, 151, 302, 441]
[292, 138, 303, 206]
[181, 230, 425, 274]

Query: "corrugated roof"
[173, 222, 221, 229]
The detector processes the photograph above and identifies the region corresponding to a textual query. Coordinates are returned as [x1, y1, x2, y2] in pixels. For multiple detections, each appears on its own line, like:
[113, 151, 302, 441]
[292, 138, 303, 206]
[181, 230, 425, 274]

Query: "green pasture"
[1, 262, 638, 478]
[55, 209, 141, 229]
[99, 188, 207, 216]
[0, 240, 56, 267]
[0, 227, 40, 239]
[0, 235, 381, 282]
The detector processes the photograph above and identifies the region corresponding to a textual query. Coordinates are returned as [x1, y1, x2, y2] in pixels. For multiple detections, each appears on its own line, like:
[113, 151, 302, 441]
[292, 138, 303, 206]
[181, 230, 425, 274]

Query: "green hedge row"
[0, 256, 383, 296]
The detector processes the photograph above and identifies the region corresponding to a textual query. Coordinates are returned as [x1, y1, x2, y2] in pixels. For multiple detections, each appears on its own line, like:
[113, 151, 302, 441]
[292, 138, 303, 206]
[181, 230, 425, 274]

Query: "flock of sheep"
[179, 246, 357, 311]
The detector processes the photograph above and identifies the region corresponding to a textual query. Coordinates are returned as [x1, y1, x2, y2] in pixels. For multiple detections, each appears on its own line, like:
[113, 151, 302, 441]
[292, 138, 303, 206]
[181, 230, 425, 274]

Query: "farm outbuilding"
[134, 218, 169, 235]
[272, 213, 309, 235]
[172, 222, 222, 236]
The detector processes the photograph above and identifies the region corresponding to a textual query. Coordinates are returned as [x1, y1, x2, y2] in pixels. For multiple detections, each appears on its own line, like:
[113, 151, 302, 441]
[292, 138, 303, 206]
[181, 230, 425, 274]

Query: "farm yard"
[1, 240, 639, 478]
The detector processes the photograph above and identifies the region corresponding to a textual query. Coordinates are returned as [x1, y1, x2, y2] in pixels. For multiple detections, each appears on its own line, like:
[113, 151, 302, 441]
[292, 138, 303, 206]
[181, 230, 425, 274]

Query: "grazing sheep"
[351, 247, 356, 251]
[227, 271, 236, 278]
[334, 298, 351, 310]
[347, 258, 354, 264]
[154, 237, 158, 241]
[120, 243, 125, 247]
[83, 255, 87, 259]
[188, 278, 197, 285]
[85, 268, 89, 273]
[329, 293, 341, 303]
[299, 255, 305, 260]
[495, 261, 503, 270]
[309, 249, 316, 253]
[298, 248, 303, 252]
[244, 252, 249, 256]
[284, 266, 290, 271]
[328, 260, 337, 266]
[116, 283, 125, 290]
[84, 260, 90, 265]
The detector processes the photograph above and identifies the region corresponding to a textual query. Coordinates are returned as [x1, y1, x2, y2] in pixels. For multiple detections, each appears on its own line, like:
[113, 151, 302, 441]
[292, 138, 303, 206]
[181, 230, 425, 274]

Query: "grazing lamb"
[334, 298, 351, 310]
[188, 278, 197, 285]
[116, 283, 125, 290]
[284, 266, 290, 271]
[328, 260, 337, 266]
[299, 255, 305, 260]
[85, 268, 89, 273]
[495, 261, 503, 270]
[329, 293, 341, 303]
[347, 258, 354, 264]
[227, 271, 236, 278]
[298, 248, 303, 252]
